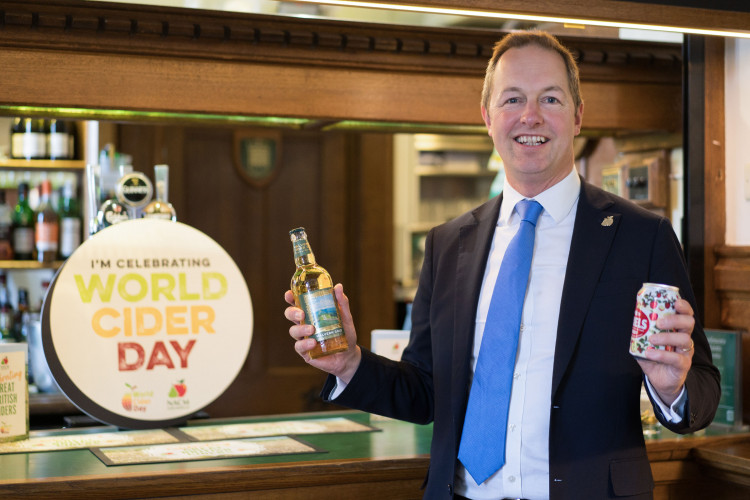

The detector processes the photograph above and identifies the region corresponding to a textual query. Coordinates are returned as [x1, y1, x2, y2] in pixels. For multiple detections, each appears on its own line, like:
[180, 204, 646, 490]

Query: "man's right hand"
[284, 283, 362, 383]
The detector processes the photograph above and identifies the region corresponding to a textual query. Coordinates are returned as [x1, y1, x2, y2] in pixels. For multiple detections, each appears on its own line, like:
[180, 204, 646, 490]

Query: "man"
[285, 31, 720, 500]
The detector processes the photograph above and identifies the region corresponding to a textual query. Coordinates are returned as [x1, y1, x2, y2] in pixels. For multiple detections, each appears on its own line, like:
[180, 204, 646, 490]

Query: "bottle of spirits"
[0, 190, 13, 260]
[289, 227, 348, 359]
[12, 288, 30, 343]
[58, 179, 81, 259]
[48, 119, 74, 160]
[0, 273, 15, 343]
[10, 117, 47, 160]
[35, 179, 59, 263]
[143, 164, 177, 221]
[12, 182, 35, 260]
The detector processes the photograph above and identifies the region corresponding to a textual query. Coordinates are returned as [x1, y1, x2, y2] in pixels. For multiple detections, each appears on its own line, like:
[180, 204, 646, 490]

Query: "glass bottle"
[12, 182, 35, 260]
[289, 227, 348, 359]
[10, 117, 46, 160]
[13, 288, 30, 343]
[58, 179, 81, 259]
[35, 179, 59, 263]
[143, 164, 177, 221]
[0, 273, 15, 343]
[48, 119, 74, 160]
[0, 190, 13, 260]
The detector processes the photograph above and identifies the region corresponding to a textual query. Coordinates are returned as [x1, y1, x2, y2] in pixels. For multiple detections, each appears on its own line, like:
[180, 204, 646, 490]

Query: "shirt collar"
[498, 167, 581, 225]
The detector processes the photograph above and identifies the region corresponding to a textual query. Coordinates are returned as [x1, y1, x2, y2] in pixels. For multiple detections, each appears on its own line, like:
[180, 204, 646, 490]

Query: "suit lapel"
[551, 182, 619, 397]
[452, 195, 502, 422]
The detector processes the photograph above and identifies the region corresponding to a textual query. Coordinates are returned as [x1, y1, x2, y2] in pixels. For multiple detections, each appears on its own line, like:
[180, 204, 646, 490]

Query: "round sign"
[42, 219, 253, 429]
[116, 172, 153, 209]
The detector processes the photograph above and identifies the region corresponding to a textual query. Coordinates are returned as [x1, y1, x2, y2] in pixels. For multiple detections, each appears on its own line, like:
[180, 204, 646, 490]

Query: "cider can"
[630, 283, 680, 358]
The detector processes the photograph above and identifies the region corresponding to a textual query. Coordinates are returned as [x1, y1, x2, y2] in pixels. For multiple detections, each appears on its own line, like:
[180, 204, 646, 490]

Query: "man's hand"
[284, 283, 362, 383]
[636, 298, 695, 406]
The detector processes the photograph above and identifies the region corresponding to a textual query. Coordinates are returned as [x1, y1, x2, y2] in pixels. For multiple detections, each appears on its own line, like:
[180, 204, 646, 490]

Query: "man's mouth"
[514, 135, 548, 146]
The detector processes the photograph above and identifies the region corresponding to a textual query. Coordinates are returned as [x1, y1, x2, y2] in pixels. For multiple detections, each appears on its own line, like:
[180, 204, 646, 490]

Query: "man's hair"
[481, 31, 583, 112]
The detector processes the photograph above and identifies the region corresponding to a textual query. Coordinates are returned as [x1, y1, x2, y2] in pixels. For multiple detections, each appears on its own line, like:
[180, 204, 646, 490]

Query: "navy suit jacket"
[324, 180, 720, 499]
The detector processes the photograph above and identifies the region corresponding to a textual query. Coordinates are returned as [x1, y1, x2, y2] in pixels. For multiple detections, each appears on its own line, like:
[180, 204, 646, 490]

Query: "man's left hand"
[636, 298, 695, 406]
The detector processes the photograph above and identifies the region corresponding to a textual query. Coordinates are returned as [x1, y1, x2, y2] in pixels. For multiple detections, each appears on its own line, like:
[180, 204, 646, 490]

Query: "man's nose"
[521, 101, 543, 125]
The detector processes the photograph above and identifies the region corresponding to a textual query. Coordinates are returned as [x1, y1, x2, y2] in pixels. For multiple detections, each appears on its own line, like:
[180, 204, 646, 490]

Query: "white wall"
[725, 38, 750, 246]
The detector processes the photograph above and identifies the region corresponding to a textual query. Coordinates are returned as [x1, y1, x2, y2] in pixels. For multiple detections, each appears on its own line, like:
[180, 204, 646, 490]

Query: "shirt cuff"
[329, 377, 348, 400]
[645, 376, 687, 423]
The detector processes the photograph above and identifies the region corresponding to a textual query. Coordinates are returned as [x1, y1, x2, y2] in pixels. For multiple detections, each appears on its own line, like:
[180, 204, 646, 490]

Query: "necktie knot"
[517, 199, 543, 226]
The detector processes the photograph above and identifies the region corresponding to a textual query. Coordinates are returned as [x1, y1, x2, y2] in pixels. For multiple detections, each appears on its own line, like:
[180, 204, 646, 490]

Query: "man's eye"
[505, 97, 520, 104]
[543, 97, 560, 104]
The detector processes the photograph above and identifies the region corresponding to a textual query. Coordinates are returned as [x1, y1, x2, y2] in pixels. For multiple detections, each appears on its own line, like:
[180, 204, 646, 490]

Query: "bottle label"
[298, 287, 345, 342]
[60, 217, 81, 258]
[13, 227, 34, 254]
[24, 132, 46, 158]
[49, 132, 71, 159]
[35, 222, 59, 252]
[293, 239, 312, 259]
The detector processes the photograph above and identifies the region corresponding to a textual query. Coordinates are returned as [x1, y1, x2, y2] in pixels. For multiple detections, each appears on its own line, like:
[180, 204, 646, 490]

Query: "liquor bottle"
[12, 288, 30, 342]
[10, 117, 47, 160]
[58, 179, 81, 259]
[48, 119, 74, 160]
[289, 227, 348, 359]
[0, 273, 15, 343]
[0, 190, 13, 260]
[143, 164, 177, 221]
[12, 182, 35, 260]
[35, 179, 59, 263]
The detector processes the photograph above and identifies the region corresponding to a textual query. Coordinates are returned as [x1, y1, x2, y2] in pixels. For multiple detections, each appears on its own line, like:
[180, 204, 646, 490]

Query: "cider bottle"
[289, 227, 348, 358]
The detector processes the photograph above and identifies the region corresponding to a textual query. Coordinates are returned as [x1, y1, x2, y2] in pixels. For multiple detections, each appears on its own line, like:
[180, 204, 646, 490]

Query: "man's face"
[482, 44, 584, 197]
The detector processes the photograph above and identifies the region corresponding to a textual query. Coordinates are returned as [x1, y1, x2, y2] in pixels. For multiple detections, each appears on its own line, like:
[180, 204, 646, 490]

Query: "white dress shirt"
[455, 168, 580, 499]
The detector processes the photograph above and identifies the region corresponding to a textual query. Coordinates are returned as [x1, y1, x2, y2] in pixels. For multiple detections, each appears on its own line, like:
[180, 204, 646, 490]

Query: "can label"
[298, 287, 344, 342]
[630, 283, 680, 358]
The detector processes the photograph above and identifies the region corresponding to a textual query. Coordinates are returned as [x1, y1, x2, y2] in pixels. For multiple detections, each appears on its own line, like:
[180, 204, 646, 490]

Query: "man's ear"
[574, 102, 584, 136]
[481, 106, 492, 136]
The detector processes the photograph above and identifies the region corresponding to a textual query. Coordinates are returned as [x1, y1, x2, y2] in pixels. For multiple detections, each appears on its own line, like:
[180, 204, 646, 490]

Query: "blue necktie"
[458, 199, 543, 485]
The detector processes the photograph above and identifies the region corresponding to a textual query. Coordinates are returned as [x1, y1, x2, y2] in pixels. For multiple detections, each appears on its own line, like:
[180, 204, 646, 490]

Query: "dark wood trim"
[683, 35, 725, 327]
[683, 35, 706, 321]
[702, 36, 726, 330]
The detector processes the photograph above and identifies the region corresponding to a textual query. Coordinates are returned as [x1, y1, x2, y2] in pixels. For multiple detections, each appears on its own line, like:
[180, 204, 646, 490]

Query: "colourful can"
[630, 283, 681, 358]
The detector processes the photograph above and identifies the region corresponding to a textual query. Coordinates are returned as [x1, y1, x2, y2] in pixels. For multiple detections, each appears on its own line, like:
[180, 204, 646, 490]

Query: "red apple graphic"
[122, 383, 135, 411]
[173, 380, 187, 397]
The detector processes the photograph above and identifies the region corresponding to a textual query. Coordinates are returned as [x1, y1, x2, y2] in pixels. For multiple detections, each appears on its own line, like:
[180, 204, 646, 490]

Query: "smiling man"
[285, 31, 720, 500]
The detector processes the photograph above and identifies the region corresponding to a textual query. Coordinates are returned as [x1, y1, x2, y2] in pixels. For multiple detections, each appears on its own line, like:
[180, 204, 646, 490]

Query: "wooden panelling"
[0, 1, 682, 132]
[702, 36, 726, 330]
[714, 245, 750, 424]
[118, 124, 393, 418]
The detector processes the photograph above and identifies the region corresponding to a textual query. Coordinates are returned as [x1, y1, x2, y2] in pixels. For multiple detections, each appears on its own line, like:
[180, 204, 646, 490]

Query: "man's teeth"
[515, 136, 548, 145]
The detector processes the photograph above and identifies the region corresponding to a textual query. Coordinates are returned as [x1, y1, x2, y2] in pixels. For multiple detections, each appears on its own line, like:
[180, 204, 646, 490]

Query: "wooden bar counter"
[0, 411, 431, 500]
[2, 410, 750, 499]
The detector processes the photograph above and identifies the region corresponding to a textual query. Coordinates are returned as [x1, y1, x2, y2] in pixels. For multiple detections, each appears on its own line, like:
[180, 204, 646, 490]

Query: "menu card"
[0, 343, 29, 443]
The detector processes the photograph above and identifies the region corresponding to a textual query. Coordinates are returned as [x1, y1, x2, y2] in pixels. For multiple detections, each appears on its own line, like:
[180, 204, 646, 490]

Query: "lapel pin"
[601, 216, 614, 227]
